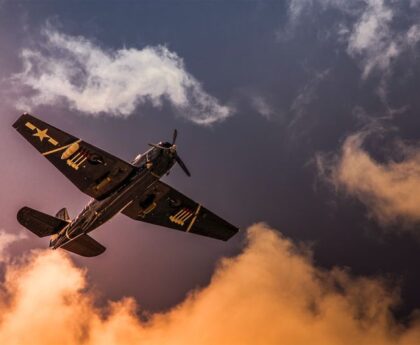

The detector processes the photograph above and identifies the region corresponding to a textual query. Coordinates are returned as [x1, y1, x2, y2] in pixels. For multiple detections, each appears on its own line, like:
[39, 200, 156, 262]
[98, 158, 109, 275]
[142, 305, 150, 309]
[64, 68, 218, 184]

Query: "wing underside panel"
[122, 181, 239, 241]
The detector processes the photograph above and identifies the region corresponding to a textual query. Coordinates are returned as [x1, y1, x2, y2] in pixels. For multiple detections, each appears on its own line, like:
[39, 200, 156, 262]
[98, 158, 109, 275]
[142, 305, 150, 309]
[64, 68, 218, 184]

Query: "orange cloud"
[318, 131, 420, 226]
[0, 224, 419, 344]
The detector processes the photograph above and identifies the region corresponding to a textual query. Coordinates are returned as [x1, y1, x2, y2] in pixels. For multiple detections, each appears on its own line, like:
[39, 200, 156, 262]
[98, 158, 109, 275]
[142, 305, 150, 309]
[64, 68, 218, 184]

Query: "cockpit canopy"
[132, 153, 147, 167]
[131, 147, 161, 167]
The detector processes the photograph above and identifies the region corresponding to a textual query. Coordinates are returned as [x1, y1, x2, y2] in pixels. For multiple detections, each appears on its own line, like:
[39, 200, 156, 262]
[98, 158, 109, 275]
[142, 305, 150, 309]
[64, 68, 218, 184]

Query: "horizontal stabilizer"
[60, 234, 106, 257]
[17, 207, 69, 237]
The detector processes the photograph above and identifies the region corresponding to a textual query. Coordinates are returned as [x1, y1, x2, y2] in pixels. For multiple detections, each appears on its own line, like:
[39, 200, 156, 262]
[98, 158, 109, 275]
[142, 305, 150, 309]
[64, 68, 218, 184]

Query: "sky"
[1, 1, 420, 344]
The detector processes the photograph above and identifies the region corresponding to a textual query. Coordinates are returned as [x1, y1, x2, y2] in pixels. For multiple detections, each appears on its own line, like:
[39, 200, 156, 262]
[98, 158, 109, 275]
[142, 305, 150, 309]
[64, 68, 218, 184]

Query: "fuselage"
[50, 145, 175, 249]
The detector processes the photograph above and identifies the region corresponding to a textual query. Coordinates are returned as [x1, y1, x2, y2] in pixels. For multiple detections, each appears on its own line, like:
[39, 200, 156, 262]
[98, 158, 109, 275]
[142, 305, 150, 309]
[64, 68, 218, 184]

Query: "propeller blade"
[175, 154, 191, 177]
[172, 129, 178, 145]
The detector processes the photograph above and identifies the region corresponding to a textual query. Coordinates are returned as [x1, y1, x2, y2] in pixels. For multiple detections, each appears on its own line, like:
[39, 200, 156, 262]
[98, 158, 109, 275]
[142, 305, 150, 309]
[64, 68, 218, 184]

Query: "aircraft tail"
[55, 207, 70, 221]
[17, 207, 69, 237]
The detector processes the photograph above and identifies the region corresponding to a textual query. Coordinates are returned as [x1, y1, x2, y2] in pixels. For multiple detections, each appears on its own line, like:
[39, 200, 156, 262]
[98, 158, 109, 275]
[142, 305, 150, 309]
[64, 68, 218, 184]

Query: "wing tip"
[222, 226, 240, 241]
[13, 112, 31, 129]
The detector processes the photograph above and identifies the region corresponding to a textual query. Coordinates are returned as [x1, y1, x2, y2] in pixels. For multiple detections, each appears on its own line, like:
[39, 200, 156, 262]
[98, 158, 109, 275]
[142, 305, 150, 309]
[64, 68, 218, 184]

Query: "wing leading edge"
[13, 113, 135, 200]
[122, 181, 239, 241]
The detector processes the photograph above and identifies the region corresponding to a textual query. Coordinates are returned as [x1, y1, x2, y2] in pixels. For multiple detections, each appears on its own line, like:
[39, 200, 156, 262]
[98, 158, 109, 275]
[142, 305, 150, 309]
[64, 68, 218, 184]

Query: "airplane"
[13, 113, 238, 257]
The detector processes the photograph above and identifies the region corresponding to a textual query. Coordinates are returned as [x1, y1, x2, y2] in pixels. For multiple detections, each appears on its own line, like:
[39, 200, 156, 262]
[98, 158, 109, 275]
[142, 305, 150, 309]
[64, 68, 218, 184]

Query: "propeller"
[175, 154, 191, 177]
[172, 129, 178, 145]
[148, 129, 191, 177]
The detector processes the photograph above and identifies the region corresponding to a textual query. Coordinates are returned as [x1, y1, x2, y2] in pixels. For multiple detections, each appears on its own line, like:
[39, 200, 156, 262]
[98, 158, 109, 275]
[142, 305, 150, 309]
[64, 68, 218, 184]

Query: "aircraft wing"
[121, 181, 239, 241]
[13, 113, 135, 200]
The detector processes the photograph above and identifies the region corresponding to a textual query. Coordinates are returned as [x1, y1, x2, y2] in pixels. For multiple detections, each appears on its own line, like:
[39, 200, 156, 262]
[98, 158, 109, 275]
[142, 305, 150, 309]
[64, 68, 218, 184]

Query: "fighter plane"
[13, 113, 238, 257]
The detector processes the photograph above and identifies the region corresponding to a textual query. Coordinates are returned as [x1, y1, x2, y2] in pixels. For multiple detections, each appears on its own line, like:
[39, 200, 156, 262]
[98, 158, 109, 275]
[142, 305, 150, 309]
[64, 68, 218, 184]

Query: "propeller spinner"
[148, 129, 191, 177]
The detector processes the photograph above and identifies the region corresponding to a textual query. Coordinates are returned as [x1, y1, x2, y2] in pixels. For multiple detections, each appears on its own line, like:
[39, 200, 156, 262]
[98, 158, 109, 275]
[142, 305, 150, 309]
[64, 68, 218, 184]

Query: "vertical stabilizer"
[56, 208, 70, 221]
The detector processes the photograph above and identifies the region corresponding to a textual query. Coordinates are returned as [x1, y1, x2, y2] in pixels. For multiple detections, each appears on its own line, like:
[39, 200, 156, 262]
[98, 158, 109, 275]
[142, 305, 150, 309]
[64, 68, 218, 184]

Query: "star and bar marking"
[25, 122, 58, 146]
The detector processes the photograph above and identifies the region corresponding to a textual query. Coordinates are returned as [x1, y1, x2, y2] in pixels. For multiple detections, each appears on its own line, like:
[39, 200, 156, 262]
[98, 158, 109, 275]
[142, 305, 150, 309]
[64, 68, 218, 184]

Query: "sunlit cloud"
[0, 230, 26, 263]
[0, 224, 419, 344]
[12, 27, 232, 125]
[317, 130, 420, 227]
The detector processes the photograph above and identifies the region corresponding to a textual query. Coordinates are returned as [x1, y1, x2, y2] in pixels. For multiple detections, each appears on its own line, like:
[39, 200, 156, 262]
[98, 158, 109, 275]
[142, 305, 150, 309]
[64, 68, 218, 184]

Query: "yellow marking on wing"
[169, 208, 194, 226]
[61, 142, 80, 160]
[180, 211, 193, 222]
[33, 128, 49, 142]
[173, 209, 184, 218]
[42, 140, 81, 156]
[76, 157, 87, 169]
[71, 152, 82, 160]
[187, 204, 201, 232]
[25, 122, 36, 130]
[170, 210, 186, 225]
[95, 177, 112, 191]
[142, 202, 157, 216]
[67, 153, 88, 170]
[48, 138, 58, 146]
[74, 153, 86, 164]
[25, 122, 59, 146]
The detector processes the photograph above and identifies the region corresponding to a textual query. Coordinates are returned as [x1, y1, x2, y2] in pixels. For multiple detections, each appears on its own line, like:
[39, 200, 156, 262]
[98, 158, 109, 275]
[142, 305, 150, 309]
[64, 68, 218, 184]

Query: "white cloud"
[13, 28, 232, 125]
[346, 0, 399, 78]
[406, 25, 420, 46]
[286, 0, 420, 78]
[317, 130, 420, 228]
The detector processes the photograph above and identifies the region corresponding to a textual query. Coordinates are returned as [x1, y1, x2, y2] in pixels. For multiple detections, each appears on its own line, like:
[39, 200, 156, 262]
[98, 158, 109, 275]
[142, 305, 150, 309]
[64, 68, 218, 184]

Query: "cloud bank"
[1, 224, 420, 344]
[318, 131, 420, 227]
[13, 28, 232, 125]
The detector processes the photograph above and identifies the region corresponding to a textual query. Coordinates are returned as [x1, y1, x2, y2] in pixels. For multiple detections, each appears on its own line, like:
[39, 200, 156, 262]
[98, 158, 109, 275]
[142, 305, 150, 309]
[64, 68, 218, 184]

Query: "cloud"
[317, 130, 420, 226]
[289, 68, 330, 125]
[285, 0, 420, 78]
[345, 0, 396, 78]
[251, 96, 275, 119]
[411, 0, 420, 8]
[0, 224, 420, 344]
[344, 0, 420, 78]
[0, 230, 26, 263]
[406, 25, 420, 47]
[13, 27, 232, 125]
